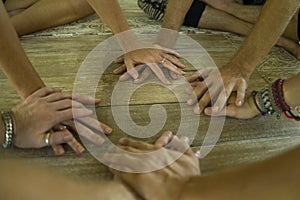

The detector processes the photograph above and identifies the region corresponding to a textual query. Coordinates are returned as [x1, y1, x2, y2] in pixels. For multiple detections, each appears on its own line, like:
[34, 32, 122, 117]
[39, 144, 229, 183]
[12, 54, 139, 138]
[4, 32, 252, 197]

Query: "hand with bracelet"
[0, 87, 104, 155]
[204, 73, 300, 120]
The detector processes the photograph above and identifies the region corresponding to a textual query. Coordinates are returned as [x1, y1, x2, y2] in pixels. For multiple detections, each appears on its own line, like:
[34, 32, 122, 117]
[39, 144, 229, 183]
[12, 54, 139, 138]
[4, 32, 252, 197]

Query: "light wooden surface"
[0, 1, 300, 182]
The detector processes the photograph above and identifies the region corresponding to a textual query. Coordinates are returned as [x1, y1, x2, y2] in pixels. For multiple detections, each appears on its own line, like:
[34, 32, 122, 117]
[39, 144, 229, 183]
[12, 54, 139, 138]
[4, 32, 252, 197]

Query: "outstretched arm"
[187, 0, 300, 114]
[180, 145, 300, 200]
[228, 0, 300, 76]
[0, 2, 44, 98]
[0, 160, 137, 200]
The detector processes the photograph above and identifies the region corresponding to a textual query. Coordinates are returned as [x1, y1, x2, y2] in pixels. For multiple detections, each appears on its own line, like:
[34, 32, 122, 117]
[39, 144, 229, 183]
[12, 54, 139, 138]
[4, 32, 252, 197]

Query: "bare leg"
[6, 0, 94, 36]
[199, 6, 300, 60]
[202, 0, 262, 23]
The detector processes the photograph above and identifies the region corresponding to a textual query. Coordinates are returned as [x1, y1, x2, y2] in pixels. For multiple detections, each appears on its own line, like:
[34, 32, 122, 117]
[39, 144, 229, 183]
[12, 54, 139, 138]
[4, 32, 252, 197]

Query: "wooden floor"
[1, 0, 300, 182]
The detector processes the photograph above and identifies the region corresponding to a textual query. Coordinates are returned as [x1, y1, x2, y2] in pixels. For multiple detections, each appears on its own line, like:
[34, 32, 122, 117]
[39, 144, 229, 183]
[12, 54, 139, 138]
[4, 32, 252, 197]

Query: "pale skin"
[0, 2, 112, 154]
[0, 132, 190, 200]
[205, 73, 300, 119]
[108, 133, 300, 200]
[86, 0, 186, 85]
[0, 87, 97, 154]
[186, 0, 300, 114]
[4, 0, 94, 36]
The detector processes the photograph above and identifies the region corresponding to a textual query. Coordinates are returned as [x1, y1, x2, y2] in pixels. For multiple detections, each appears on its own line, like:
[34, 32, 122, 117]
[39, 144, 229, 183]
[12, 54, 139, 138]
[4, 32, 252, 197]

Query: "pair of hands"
[115, 45, 258, 119]
[11, 87, 112, 155]
[113, 44, 186, 85]
[104, 131, 200, 200]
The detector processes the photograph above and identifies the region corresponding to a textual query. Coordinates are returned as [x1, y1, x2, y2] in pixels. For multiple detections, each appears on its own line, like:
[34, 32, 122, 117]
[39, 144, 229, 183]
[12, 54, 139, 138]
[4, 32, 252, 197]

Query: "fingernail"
[119, 138, 127, 145]
[134, 79, 142, 84]
[194, 106, 200, 115]
[105, 127, 113, 134]
[58, 149, 65, 155]
[212, 106, 219, 112]
[164, 80, 171, 85]
[195, 150, 201, 158]
[78, 146, 85, 153]
[119, 74, 127, 81]
[63, 135, 73, 142]
[187, 99, 194, 105]
[97, 137, 105, 145]
[237, 100, 242, 106]
[181, 136, 190, 144]
[204, 108, 211, 115]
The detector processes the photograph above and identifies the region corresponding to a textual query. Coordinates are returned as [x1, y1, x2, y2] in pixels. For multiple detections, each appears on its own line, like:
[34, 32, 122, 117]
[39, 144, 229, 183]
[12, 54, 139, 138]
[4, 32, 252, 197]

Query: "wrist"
[225, 60, 254, 78]
[115, 30, 143, 53]
[249, 92, 262, 116]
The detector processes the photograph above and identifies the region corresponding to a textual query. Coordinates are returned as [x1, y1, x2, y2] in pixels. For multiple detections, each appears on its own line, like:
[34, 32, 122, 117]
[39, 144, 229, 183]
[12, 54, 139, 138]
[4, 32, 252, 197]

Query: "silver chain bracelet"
[1, 110, 14, 148]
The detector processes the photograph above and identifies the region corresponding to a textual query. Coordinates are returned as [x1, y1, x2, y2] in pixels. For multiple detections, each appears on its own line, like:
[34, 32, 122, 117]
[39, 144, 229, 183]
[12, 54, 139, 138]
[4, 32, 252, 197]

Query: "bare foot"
[277, 37, 300, 60]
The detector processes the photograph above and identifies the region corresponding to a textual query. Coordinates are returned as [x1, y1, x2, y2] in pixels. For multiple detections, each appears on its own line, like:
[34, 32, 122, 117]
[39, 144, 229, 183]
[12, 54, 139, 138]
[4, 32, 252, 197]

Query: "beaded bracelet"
[272, 79, 300, 121]
[253, 79, 300, 121]
[1, 110, 14, 148]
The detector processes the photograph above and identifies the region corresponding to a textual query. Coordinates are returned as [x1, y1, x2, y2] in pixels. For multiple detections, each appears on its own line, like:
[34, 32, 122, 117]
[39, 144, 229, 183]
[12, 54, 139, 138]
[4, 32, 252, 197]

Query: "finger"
[156, 45, 181, 58]
[205, 105, 235, 117]
[51, 144, 65, 155]
[114, 56, 124, 63]
[51, 99, 84, 110]
[154, 131, 173, 148]
[78, 116, 112, 134]
[54, 108, 93, 124]
[113, 64, 126, 74]
[124, 60, 139, 80]
[72, 93, 101, 105]
[49, 130, 85, 154]
[134, 67, 152, 84]
[118, 138, 156, 151]
[186, 72, 201, 83]
[147, 63, 171, 85]
[187, 82, 208, 106]
[73, 120, 105, 145]
[43, 92, 72, 102]
[169, 71, 178, 80]
[162, 60, 185, 75]
[213, 83, 234, 111]
[194, 91, 212, 114]
[163, 54, 186, 69]
[236, 79, 247, 106]
[119, 64, 146, 81]
[66, 136, 85, 154]
[31, 87, 62, 98]
[168, 136, 189, 153]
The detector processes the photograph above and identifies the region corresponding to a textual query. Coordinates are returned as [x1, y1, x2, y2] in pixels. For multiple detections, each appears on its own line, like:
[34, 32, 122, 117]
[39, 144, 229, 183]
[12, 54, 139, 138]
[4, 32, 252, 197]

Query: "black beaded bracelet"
[1, 110, 14, 148]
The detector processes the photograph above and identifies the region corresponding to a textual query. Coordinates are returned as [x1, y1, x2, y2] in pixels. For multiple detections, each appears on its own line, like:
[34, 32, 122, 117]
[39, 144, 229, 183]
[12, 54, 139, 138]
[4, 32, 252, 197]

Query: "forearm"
[0, 3, 44, 98]
[283, 73, 300, 106]
[229, 0, 300, 77]
[162, 0, 194, 31]
[0, 117, 4, 145]
[180, 146, 300, 199]
[0, 160, 137, 200]
[155, 0, 194, 48]
[86, 0, 129, 34]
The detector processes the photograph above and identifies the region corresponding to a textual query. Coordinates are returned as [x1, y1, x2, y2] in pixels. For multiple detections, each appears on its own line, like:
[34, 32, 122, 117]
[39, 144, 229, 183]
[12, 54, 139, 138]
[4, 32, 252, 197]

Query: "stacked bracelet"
[272, 79, 300, 121]
[1, 110, 14, 148]
[257, 87, 275, 115]
[252, 79, 300, 121]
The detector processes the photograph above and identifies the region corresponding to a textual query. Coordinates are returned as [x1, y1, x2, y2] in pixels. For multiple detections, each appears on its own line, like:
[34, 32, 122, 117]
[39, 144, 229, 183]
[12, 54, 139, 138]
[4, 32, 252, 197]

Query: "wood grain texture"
[0, 0, 299, 182]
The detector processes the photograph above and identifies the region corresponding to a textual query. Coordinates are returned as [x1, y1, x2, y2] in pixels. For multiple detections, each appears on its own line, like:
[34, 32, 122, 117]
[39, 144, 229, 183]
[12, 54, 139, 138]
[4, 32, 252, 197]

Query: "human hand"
[104, 131, 200, 200]
[204, 92, 261, 119]
[113, 44, 186, 85]
[186, 65, 249, 114]
[11, 87, 92, 154]
[11, 87, 112, 155]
